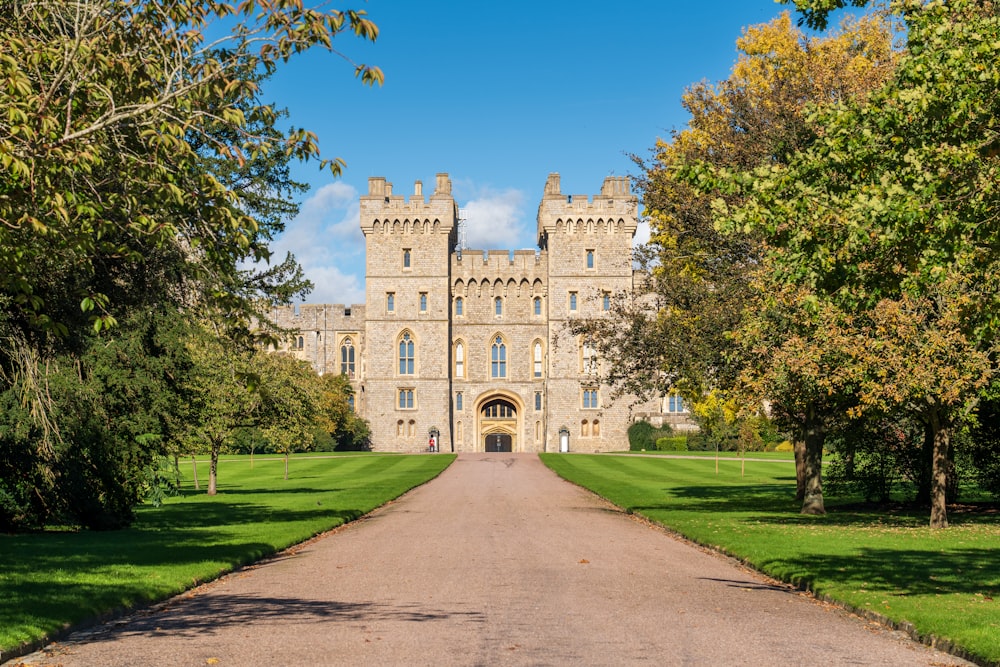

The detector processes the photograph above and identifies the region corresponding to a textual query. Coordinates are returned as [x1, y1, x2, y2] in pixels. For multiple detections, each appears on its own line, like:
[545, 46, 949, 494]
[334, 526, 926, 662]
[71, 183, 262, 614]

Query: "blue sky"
[259, 1, 848, 305]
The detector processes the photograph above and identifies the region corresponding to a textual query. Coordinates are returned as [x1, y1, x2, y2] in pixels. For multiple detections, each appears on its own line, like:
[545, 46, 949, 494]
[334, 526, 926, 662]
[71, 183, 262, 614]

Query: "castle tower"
[360, 174, 458, 451]
[537, 173, 638, 452]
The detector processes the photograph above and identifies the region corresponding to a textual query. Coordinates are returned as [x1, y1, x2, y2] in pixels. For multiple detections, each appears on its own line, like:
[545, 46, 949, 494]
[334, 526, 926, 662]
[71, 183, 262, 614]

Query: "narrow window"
[495, 296, 503, 316]
[533, 341, 543, 378]
[491, 335, 507, 378]
[581, 420, 590, 437]
[297, 336, 304, 350]
[535, 421, 541, 441]
[387, 292, 395, 312]
[586, 249, 594, 269]
[347, 395, 355, 412]
[533, 297, 541, 316]
[592, 419, 600, 436]
[398, 389, 414, 409]
[534, 391, 542, 411]
[397, 420, 404, 436]
[455, 341, 465, 377]
[603, 292, 611, 311]
[403, 248, 411, 268]
[340, 337, 355, 377]
[455, 297, 463, 316]
[456, 392, 463, 411]
[408, 420, 415, 436]
[399, 332, 414, 375]
[420, 292, 427, 312]
[569, 292, 577, 312]
[582, 339, 597, 374]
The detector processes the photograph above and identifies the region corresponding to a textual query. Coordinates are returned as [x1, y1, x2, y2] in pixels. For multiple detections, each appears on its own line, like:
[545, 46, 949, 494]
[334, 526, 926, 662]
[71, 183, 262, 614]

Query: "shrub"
[628, 421, 673, 451]
[656, 436, 688, 452]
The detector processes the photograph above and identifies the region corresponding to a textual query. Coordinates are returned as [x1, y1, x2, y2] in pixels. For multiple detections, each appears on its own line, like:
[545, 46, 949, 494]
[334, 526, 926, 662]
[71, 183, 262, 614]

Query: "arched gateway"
[477, 394, 520, 452]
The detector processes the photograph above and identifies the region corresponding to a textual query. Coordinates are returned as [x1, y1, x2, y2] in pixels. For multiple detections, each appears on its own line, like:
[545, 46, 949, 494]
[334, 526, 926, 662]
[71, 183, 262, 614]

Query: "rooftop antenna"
[456, 208, 468, 259]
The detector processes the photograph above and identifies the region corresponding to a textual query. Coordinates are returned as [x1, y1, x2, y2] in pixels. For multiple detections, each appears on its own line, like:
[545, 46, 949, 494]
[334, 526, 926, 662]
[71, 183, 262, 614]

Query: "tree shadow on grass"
[640, 484, 1000, 528]
[630, 483, 800, 515]
[759, 546, 1000, 598]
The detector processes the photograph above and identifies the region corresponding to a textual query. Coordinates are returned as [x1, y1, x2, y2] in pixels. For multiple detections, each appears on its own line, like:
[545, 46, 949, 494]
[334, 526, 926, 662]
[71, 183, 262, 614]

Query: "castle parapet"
[360, 173, 458, 235]
[537, 173, 637, 242]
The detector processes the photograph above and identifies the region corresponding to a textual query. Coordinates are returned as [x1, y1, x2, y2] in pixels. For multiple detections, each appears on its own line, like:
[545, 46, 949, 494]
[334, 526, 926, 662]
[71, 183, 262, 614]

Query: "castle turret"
[360, 174, 458, 451]
[538, 174, 638, 452]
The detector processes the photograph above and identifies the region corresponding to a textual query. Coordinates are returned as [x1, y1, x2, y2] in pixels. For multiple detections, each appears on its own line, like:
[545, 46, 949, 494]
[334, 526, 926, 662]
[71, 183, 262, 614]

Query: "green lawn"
[540, 453, 1000, 665]
[618, 449, 797, 460]
[0, 453, 454, 655]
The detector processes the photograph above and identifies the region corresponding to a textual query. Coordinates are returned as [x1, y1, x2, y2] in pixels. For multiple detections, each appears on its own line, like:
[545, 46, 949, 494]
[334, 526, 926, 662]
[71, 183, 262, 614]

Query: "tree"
[723, 0, 1000, 527]
[179, 324, 262, 496]
[257, 354, 322, 480]
[573, 11, 897, 513]
[0, 0, 380, 336]
[0, 1, 382, 524]
[316, 373, 370, 451]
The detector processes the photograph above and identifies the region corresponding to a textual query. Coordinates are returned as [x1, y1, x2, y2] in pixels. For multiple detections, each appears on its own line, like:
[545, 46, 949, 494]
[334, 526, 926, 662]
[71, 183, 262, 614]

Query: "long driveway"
[14, 454, 972, 666]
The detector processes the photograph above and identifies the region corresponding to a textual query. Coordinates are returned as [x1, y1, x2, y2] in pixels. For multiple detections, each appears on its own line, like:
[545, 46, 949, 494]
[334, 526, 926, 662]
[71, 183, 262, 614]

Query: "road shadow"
[77, 593, 487, 642]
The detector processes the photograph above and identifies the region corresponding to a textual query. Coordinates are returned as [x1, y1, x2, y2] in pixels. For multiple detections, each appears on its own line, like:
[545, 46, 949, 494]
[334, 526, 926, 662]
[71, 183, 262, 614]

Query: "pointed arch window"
[495, 297, 503, 316]
[533, 340, 543, 378]
[398, 332, 415, 375]
[454, 340, 465, 378]
[455, 297, 464, 316]
[491, 335, 507, 378]
[340, 337, 355, 377]
[533, 297, 542, 316]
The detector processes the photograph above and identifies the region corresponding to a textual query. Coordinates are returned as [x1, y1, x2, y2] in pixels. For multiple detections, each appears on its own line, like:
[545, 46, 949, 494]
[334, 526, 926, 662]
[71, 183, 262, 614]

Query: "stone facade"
[270, 172, 686, 452]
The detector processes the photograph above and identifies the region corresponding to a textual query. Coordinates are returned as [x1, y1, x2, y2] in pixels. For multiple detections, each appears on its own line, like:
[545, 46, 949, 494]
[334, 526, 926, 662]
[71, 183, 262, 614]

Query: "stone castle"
[269, 172, 688, 453]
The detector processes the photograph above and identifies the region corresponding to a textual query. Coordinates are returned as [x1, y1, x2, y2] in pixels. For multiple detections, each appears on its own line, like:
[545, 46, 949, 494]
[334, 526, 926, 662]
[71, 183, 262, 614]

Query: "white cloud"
[258, 181, 367, 305]
[460, 189, 529, 250]
[302, 264, 365, 305]
[633, 218, 651, 247]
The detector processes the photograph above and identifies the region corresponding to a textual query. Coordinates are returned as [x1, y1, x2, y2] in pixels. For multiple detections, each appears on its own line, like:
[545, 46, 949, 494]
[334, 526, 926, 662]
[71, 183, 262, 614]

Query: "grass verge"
[540, 453, 1000, 665]
[0, 453, 455, 656]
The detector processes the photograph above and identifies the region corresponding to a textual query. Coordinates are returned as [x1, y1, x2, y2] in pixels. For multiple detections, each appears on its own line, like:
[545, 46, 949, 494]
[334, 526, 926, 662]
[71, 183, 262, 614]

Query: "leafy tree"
[257, 354, 322, 479]
[316, 373, 370, 451]
[0, 308, 192, 529]
[0, 0, 382, 524]
[722, 0, 1000, 527]
[178, 324, 262, 496]
[573, 11, 896, 513]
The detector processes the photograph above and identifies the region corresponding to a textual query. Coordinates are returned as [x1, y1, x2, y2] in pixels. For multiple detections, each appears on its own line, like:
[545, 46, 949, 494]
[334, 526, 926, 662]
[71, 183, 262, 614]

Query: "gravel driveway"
[10, 453, 974, 666]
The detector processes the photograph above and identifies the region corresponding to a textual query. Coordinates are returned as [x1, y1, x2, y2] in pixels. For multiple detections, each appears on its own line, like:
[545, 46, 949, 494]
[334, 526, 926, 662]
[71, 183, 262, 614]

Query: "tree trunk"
[191, 455, 199, 490]
[801, 404, 826, 515]
[208, 445, 219, 496]
[284, 453, 289, 480]
[793, 439, 806, 502]
[927, 405, 950, 529]
[916, 420, 934, 505]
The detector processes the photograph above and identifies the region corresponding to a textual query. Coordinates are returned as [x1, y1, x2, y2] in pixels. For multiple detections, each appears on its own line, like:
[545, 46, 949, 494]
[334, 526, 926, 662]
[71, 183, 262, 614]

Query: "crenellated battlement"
[536, 173, 638, 243]
[360, 173, 457, 235]
[452, 248, 547, 287]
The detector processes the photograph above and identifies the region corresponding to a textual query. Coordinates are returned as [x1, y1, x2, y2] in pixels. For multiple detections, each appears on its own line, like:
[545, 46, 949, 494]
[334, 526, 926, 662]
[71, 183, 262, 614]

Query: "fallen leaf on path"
[579, 559, 589, 564]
